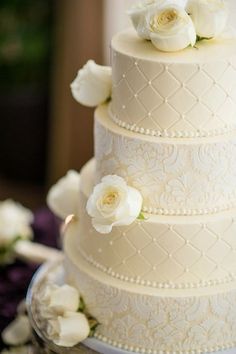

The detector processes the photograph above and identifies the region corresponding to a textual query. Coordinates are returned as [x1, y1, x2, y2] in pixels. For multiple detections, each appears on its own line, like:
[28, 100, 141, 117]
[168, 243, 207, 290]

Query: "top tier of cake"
[110, 28, 236, 138]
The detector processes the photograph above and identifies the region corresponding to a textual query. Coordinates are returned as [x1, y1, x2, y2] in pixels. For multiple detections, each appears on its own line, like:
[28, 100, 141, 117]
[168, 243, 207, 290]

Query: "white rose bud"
[41, 284, 80, 316]
[187, 0, 228, 39]
[47, 170, 80, 220]
[47, 312, 90, 347]
[86, 175, 143, 234]
[0, 200, 33, 247]
[71, 60, 112, 108]
[149, 5, 196, 52]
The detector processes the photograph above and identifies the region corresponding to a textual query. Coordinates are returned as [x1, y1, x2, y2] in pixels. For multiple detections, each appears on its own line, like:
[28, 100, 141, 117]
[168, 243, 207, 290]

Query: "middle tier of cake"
[95, 104, 236, 216]
[78, 157, 236, 289]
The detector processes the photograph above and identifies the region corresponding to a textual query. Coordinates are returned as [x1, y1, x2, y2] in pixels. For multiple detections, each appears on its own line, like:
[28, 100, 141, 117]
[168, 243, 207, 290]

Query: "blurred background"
[0, 0, 134, 210]
[1, 0, 235, 211]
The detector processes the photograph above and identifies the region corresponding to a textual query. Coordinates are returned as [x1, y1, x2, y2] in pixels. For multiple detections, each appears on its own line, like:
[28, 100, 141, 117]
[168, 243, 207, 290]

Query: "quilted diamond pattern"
[78, 191, 236, 286]
[138, 85, 163, 111]
[111, 50, 236, 136]
[152, 70, 180, 97]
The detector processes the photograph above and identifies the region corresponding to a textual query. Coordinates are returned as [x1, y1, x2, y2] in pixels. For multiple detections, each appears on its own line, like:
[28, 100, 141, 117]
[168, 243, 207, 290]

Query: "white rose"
[1, 315, 31, 346]
[40, 284, 80, 318]
[149, 5, 196, 52]
[128, 0, 189, 40]
[47, 170, 80, 220]
[86, 175, 143, 234]
[0, 200, 33, 247]
[47, 312, 90, 347]
[187, 0, 228, 39]
[71, 60, 112, 107]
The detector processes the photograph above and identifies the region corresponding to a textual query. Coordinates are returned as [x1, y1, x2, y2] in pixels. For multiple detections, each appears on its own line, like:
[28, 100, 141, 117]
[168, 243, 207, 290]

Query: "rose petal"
[48, 285, 80, 314]
[187, 0, 228, 39]
[92, 218, 113, 234]
[2, 315, 31, 346]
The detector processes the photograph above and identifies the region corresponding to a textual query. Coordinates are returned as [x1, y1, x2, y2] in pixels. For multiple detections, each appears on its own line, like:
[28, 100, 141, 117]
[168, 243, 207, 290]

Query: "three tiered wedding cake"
[37, 1, 236, 353]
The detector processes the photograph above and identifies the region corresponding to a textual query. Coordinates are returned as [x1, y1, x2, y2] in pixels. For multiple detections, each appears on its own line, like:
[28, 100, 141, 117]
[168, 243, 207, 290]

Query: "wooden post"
[47, 0, 103, 185]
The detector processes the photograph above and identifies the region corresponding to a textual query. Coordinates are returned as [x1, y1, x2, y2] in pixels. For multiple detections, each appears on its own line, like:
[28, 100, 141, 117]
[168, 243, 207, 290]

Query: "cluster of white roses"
[38, 283, 92, 347]
[0, 200, 33, 264]
[128, 0, 229, 52]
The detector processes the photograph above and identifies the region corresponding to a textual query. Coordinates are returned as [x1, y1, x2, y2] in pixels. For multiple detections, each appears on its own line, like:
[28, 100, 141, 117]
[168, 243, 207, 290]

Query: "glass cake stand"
[26, 258, 236, 354]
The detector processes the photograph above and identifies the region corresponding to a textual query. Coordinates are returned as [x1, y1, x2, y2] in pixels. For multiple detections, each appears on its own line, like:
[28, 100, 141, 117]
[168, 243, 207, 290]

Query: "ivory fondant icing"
[111, 29, 236, 138]
[77, 159, 236, 288]
[63, 25, 236, 354]
[95, 105, 236, 216]
[64, 222, 236, 354]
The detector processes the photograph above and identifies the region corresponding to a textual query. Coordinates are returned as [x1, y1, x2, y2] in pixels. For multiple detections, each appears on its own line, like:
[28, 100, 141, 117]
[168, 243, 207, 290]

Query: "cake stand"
[26, 258, 236, 354]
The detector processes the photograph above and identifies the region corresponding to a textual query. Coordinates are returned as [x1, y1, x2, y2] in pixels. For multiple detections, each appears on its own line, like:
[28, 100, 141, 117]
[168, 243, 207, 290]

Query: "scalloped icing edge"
[108, 105, 236, 139]
[78, 247, 236, 290]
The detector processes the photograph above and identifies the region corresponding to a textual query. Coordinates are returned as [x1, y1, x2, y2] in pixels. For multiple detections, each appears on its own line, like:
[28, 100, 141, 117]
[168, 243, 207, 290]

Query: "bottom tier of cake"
[64, 220, 236, 354]
[27, 257, 236, 354]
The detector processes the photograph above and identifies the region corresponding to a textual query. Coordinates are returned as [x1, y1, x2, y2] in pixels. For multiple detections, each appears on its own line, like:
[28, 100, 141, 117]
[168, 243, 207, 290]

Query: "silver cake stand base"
[26, 258, 236, 354]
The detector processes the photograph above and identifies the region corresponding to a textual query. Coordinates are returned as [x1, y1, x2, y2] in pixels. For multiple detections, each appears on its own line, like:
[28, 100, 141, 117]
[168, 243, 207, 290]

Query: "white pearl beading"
[94, 333, 236, 354]
[141, 203, 236, 216]
[110, 109, 236, 139]
[78, 248, 236, 290]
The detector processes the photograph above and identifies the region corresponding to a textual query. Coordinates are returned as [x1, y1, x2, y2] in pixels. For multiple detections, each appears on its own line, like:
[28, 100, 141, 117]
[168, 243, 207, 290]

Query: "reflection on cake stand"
[26, 258, 236, 354]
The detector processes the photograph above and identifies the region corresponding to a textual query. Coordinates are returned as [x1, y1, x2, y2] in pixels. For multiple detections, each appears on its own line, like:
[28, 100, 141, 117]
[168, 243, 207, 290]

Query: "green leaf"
[196, 35, 213, 42]
[89, 319, 99, 337]
[105, 96, 112, 104]
[78, 297, 86, 312]
[138, 212, 147, 221]
[77, 296, 99, 336]
[0, 236, 22, 266]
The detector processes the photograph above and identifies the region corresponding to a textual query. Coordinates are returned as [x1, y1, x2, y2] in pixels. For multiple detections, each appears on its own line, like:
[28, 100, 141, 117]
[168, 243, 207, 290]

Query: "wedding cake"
[39, 1, 236, 353]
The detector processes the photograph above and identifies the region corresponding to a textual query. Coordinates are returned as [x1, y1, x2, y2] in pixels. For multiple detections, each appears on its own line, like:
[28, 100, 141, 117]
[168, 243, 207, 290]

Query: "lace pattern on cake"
[111, 49, 236, 138]
[65, 253, 236, 354]
[95, 115, 236, 216]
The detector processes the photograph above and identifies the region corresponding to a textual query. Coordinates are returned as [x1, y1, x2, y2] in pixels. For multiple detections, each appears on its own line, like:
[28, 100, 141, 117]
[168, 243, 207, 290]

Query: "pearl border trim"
[79, 248, 236, 290]
[141, 202, 236, 216]
[94, 332, 236, 354]
[109, 106, 236, 139]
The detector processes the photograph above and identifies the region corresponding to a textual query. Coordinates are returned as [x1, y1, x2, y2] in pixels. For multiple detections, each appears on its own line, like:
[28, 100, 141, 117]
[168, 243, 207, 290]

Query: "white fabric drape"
[103, 0, 134, 64]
